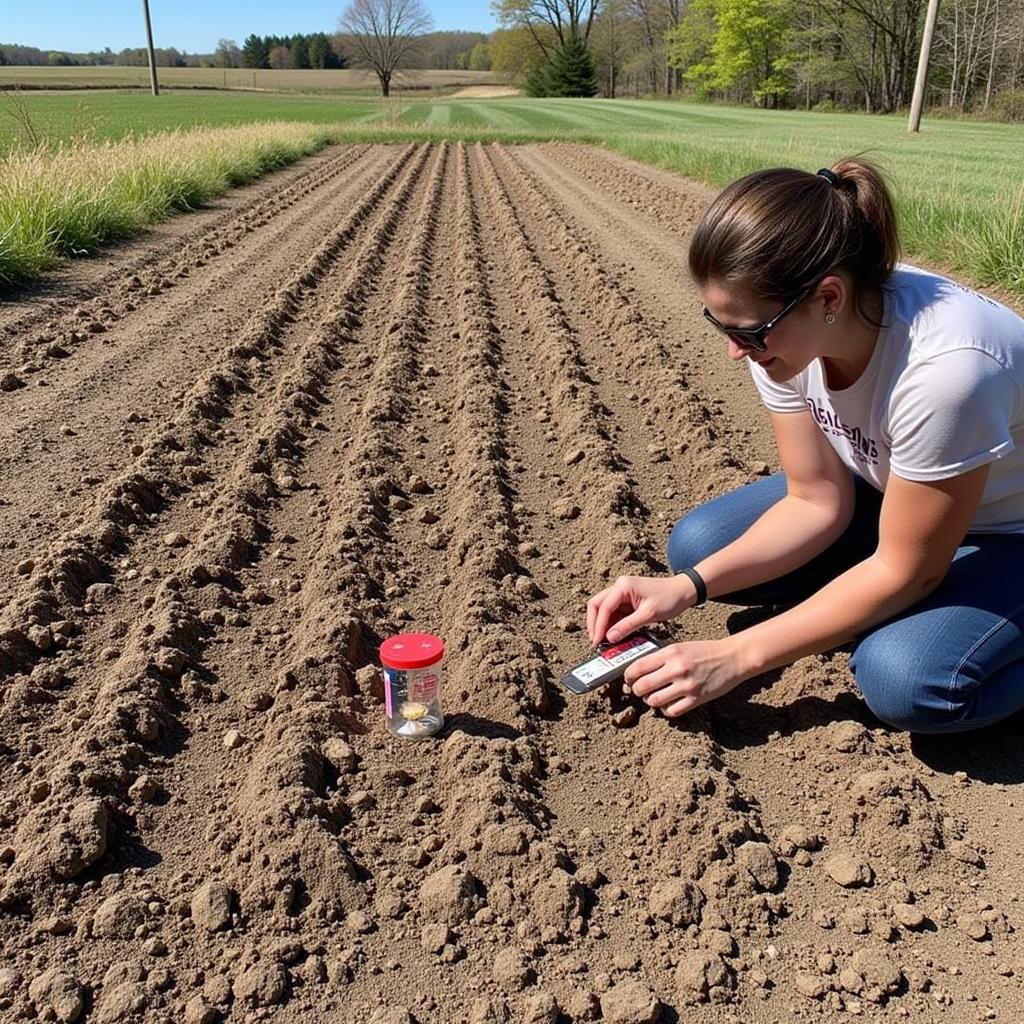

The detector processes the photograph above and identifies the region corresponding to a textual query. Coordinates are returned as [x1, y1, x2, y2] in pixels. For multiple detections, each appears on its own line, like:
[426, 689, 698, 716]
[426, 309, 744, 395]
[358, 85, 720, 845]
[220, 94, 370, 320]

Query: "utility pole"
[908, 0, 940, 131]
[142, 0, 160, 96]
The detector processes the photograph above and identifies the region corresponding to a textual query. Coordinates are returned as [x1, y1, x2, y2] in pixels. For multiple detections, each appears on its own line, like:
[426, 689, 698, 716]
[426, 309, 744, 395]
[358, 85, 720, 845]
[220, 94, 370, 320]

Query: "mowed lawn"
[4, 89, 1023, 294]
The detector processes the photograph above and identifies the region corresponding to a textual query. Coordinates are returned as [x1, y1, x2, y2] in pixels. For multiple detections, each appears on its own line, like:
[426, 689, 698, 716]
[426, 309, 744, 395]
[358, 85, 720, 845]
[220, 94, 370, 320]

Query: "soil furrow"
[508, 143, 776, 458]
[468, 142, 783, 1010]
[0, 145, 437, 919]
[495, 143, 755, 530]
[0, 145, 419, 676]
[474, 143, 659, 588]
[217, 142, 449, 936]
[0, 147, 400, 600]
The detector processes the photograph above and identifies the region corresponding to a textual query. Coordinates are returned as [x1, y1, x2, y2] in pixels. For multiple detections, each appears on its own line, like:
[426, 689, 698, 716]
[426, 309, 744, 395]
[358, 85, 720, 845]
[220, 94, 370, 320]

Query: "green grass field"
[3, 87, 1022, 296]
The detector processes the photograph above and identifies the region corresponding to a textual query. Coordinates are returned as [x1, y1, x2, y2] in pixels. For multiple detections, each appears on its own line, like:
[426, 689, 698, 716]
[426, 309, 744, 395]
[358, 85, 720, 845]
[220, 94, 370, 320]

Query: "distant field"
[0, 65, 498, 93]
[3, 89, 1022, 295]
[1, 91, 381, 145]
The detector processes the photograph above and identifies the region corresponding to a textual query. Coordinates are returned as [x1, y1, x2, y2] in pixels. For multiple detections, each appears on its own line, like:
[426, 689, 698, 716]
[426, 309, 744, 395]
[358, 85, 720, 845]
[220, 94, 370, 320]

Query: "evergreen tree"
[525, 61, 554, 96]
[308, 32, 328, 68]
[241, 34, 269, 68]
[291, 35, 310, 69]
[545, 35, 598, 96]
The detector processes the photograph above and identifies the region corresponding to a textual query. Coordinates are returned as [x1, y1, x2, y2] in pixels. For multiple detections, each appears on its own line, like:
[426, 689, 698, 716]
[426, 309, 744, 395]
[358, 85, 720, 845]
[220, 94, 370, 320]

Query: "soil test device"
[561, 631, 661, 695]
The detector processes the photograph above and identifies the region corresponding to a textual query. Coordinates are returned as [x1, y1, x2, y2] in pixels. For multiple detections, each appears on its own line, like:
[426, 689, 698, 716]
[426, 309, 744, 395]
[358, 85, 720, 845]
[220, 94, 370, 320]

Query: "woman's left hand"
[623, 639, 747, 717]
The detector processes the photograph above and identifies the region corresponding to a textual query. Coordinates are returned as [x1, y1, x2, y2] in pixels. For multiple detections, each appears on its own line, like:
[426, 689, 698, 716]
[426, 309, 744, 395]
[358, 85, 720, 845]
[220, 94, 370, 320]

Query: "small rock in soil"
[795, 973, 827, 1000]
[893, 903, 927, 929]
[233, 961, 287, 1007]
[421, 923, 453, 953]
[323, 736, 358, 773]
[522, 991, 558, 1024]
[0, 967, 21, 998]
[469, 998, 510, 1023]
[93, 982, 147, 1023]
[93, 893, 145, 939]
[154, 646, 186, 677]
[611, 706, 639, 728]
[554, 499, 581, 520]
[736, 841, 780, 892]
[648, 878, 704, 928]
[419, 865, 481, 924]
[958, 914, 990, 941]
[191, 880, 234, 933]
[492, 947, 533, 990]
[600, 980, 661, 1023]
[825, 851, 874, 888]
[675, 952, 732, 1003]
[184, 996, 218, 1024]
[777, 823, 820, 855]
[346, 910, 374, 934]
[222, 729, 243, 750]
[52, 799, 109, 879]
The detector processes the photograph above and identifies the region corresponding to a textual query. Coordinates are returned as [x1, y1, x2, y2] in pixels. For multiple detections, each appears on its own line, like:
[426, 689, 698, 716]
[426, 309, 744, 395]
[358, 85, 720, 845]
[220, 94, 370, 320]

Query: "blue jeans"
[667, 473, 1024, 734]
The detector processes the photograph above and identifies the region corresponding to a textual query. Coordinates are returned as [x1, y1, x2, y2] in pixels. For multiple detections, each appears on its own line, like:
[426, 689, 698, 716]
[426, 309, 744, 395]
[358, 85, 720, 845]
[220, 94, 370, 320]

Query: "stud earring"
[825, 310, 837, 325]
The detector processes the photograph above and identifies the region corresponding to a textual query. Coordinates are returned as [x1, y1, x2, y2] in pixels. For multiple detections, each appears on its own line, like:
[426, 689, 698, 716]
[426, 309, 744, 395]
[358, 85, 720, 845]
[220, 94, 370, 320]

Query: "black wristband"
[676, 566, 707, 607]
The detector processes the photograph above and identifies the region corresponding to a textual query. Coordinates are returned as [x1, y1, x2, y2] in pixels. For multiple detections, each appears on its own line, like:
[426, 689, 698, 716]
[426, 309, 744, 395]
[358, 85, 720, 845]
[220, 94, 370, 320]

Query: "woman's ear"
[817, 274, 847, 316]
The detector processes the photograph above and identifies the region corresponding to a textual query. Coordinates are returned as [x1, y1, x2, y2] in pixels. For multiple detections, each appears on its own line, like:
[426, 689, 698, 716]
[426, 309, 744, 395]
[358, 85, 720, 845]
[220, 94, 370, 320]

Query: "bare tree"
[338, 0, 433, 96]
[493, 0, 602, 58]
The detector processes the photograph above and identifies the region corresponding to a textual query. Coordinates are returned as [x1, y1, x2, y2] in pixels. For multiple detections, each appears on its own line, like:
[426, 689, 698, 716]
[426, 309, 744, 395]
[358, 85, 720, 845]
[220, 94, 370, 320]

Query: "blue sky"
[4, 1, 497, 54]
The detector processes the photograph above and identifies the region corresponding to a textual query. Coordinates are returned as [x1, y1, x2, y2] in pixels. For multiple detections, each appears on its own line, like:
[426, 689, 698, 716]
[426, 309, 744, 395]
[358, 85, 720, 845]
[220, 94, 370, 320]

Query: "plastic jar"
[379, 632, 445, 739]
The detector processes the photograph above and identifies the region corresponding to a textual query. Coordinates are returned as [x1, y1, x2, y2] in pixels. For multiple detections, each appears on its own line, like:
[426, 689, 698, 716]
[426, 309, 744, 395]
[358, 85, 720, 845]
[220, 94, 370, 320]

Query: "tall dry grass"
[0, 122, 338, 285]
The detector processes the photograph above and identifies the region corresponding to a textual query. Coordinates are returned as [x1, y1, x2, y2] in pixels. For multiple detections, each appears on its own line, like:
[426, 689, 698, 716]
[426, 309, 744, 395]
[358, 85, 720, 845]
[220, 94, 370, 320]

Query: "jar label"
[384, 666, 439, 718]
[410, 670, 438, 703]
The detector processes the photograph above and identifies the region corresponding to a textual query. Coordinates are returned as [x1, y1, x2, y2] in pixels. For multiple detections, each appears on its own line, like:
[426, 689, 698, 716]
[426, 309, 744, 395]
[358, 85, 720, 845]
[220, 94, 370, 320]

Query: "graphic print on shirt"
[804, 398, 879, 466]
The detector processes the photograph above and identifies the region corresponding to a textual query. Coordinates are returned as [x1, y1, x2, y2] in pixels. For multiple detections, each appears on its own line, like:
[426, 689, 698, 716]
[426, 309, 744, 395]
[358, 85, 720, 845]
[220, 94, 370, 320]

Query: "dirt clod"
[492, 948, 534, 990]
[825, 851, 874, 888]
[600, 981, 661, 1023]
[28, 969, 84, 1022]
[191, 881, 234, 933]
[233, 961, 287, 1007]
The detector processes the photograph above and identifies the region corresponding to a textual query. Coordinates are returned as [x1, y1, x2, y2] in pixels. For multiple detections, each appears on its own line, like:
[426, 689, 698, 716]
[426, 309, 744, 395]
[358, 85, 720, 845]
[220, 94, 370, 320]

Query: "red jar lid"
[380, 632, 445, 670]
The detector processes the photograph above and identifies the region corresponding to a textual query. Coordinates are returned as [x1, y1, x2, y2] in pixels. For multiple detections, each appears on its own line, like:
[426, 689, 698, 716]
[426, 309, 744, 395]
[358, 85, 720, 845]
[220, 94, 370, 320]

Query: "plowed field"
[2, 143, 1023, 1024]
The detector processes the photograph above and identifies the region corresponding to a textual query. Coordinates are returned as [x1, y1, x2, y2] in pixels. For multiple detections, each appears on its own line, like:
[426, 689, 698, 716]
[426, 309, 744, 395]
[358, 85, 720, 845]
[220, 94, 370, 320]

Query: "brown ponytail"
[688, 156, 901, 325]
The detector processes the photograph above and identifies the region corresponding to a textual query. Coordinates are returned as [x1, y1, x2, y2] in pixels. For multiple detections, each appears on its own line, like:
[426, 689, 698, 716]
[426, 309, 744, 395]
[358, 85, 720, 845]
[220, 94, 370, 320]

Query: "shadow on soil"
[910, 720, 1024, 784]
[442, 712, 522, 741]
[711, 604, 1024, 783]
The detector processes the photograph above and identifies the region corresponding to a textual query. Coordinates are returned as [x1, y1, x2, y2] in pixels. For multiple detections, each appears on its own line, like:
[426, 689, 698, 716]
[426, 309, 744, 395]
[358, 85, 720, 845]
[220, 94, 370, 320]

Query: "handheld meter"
[560, 631, 661, 695]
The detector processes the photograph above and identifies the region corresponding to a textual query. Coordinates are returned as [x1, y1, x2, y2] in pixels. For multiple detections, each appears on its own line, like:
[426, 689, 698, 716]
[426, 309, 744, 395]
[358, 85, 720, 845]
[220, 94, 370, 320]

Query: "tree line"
[0, 29, 488, 76]
[0, 43, 195, 67]
[490, 0, 1024, 116]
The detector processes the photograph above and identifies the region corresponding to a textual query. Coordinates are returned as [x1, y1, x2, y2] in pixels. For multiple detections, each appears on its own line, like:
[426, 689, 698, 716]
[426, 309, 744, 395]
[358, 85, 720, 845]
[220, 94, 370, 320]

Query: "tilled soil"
[1, 142, 1023, 1024]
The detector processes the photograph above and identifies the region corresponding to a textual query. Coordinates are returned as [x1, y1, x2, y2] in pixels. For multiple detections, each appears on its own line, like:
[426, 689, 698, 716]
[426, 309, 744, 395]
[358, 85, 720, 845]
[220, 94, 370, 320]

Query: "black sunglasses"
[702, 286, 813, 353]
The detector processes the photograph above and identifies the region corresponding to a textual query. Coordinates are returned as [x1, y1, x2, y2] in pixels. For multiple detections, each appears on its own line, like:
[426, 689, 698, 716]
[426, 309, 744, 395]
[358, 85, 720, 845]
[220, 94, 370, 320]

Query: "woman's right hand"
[585, 574, 697, 647]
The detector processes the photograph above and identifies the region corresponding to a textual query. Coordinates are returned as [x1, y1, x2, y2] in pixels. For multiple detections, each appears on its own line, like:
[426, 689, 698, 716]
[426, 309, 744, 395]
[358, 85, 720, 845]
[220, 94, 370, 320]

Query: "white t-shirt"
[749, 263, 1024, 534]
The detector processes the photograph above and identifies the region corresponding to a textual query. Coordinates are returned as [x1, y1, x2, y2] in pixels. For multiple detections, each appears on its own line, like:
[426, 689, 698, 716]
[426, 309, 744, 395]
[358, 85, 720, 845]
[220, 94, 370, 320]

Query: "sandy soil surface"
[446, 86, 522, 98]
[1, 142, 1023, 1024]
